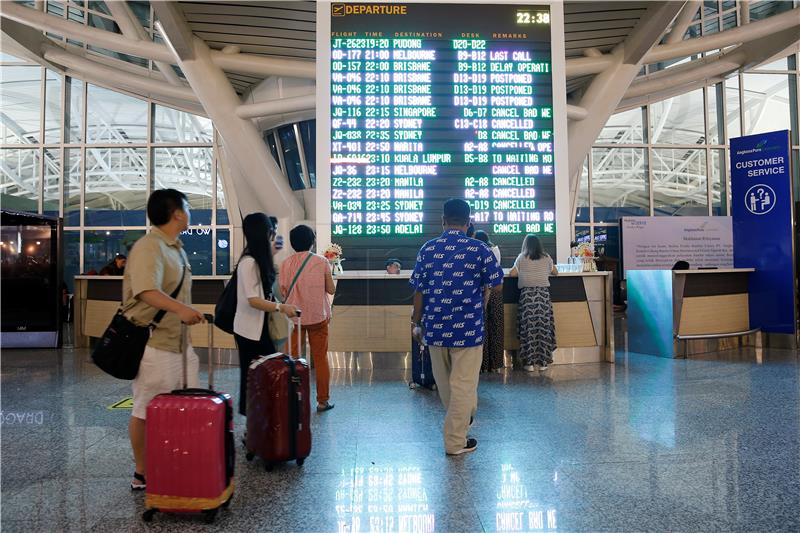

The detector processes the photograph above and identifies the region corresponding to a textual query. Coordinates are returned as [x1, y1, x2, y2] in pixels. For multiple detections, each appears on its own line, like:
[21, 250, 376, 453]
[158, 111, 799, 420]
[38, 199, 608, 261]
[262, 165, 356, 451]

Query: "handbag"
[214, 268, 238, 334]
[268, 252, 313, 345]
[91, 264, 187, 380]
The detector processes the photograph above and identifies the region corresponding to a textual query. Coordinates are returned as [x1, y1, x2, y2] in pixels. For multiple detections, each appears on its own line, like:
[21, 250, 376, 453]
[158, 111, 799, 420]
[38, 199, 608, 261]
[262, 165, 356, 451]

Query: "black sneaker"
[447, 438, 478, 456]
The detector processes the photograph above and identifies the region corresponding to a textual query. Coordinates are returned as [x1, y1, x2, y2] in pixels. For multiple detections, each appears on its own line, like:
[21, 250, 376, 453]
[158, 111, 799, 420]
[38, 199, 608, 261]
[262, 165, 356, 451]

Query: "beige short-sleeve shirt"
[122, 227, 192, 353]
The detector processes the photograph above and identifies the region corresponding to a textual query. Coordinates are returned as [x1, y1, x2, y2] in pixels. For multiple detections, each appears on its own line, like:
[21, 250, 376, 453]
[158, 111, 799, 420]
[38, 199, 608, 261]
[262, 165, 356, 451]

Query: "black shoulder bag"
[91, 265, 187, 380]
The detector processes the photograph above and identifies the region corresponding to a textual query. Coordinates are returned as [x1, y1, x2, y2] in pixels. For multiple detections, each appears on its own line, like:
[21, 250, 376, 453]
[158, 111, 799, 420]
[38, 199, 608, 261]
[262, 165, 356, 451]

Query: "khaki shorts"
[132, 344, 199, 419]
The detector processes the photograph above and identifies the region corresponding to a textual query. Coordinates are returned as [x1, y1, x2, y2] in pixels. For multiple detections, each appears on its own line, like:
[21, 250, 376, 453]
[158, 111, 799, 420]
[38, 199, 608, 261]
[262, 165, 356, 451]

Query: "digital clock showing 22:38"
[516, 11, 550, 25]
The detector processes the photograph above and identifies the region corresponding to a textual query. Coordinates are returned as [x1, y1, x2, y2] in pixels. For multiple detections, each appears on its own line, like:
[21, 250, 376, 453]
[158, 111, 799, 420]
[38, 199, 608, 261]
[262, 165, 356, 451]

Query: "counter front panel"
[74, 276, 235, 349]
[329, 272, 613, 364]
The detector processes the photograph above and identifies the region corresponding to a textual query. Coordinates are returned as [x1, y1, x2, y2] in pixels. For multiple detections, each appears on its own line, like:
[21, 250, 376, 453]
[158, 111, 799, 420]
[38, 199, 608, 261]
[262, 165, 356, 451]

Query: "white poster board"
[621, 217, 733, 276]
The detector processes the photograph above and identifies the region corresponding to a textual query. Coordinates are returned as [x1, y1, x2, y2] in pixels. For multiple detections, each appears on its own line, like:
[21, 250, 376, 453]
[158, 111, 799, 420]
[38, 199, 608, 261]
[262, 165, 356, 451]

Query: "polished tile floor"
[2, 336, 799, 532]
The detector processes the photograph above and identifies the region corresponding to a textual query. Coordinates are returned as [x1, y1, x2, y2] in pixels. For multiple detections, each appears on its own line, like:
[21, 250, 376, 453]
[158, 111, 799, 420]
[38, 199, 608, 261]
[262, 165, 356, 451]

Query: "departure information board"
[327, 3, 556, 268]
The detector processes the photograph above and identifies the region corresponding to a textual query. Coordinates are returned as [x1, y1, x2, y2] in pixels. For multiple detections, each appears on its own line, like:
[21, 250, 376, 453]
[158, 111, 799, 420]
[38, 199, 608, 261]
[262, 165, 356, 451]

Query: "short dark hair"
[672, 260, 690, 270]
[290, 224, 316, 252]
[385, 258, 401, 268]
[443, 198, 471, 226]
[474, 230, 491, 245]
[115, 254, 127, 260]
[147, 189, 187, 226]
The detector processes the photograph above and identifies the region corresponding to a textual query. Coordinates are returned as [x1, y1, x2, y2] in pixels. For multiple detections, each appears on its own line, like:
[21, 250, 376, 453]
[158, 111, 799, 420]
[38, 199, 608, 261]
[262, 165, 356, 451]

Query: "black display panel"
[329, 2, 555, 269]
[1, 210, 61, 347]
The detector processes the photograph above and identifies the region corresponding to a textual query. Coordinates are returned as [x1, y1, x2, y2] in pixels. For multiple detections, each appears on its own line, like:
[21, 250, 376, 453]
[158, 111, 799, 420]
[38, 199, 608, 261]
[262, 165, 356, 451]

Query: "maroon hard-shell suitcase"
[245, 317, 311, 469]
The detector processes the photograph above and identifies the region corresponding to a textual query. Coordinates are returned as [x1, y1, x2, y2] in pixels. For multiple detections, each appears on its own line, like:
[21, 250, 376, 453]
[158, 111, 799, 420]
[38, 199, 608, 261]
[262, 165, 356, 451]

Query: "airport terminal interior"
[1, 0, 800, 531]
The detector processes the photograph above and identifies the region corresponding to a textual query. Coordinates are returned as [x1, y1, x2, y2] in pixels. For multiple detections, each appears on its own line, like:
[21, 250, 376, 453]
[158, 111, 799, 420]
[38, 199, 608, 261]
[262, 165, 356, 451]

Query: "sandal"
[131, 472, 146, 491]
[316, 402, 335, 412]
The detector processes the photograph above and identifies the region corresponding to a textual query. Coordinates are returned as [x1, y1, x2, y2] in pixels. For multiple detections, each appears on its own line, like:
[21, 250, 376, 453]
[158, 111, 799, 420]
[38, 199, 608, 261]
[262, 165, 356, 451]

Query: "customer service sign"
[730, 130, 796, 334]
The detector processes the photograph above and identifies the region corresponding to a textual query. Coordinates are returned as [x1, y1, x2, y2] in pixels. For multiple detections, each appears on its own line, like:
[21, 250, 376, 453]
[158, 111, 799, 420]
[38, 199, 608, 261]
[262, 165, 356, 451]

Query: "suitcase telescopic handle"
[182, 314, 217, 390]
[205, 314, 215, 390]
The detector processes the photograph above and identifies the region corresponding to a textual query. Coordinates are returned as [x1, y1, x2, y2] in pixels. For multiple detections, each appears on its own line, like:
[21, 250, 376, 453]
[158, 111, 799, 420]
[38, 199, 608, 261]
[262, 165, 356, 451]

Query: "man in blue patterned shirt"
[411, 199, 504, 455]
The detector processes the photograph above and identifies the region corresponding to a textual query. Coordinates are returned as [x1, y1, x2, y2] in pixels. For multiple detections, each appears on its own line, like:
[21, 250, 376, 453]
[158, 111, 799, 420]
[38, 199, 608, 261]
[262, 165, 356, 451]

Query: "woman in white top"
[233, 213, 298, 416]
[509, 234, 558, 372]
[474, 230, 504, 372]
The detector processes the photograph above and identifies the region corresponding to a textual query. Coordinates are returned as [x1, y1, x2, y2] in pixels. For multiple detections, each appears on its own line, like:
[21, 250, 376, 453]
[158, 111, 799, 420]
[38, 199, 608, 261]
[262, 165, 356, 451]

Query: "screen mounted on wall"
[329, 3, 555, 268]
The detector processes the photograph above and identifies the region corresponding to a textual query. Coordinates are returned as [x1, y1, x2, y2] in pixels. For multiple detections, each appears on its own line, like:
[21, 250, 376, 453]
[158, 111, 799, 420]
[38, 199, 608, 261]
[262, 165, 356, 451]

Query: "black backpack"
[214, 268, 238, 334]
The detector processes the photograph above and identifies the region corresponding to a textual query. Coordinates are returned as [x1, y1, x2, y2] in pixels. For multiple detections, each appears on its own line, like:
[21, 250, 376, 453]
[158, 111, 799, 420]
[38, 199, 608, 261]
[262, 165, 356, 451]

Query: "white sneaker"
[523, 365, 536, 372]
[538, 364, 549, 371]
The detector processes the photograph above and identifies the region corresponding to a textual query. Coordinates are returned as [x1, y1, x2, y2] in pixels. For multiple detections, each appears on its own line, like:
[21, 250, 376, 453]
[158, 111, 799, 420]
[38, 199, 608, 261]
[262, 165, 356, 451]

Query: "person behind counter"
[385, 258, 402, 274]
[473, 231, 504, 373]
[99, 254, 126, 275]
[509, 234, 558, 372]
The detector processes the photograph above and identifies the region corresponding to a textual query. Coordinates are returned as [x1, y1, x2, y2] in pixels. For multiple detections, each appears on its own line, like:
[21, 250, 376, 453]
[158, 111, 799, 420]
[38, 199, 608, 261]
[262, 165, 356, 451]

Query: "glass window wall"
[0, 65, 42, 144]
[0, 53, 232, 280]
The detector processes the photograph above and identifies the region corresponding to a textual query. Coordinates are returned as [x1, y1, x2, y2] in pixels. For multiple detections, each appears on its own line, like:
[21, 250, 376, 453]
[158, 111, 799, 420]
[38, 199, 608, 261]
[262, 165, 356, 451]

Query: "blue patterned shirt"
[410, 229, 504, 347]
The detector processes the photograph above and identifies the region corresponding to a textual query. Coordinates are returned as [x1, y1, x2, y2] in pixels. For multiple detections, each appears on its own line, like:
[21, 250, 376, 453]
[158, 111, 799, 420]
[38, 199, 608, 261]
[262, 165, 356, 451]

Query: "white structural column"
[104, 0, 182, 86]
[150, 2, 301, 220]
[566, 2, 686, 221]
[664, 1, 701, 44]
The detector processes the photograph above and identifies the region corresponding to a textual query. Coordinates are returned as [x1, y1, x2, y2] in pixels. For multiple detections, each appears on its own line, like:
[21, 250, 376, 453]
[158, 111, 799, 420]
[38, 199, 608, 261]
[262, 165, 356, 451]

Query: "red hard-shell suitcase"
[143, 315, 235, 524]
[245, 317, 311, 469]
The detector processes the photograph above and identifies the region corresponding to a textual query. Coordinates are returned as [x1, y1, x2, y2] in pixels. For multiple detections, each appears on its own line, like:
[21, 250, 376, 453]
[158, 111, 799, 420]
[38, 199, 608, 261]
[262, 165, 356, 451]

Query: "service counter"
[330, 270, 614, 364]
[627, 268, 757, 358]
[75, 270, 615, 365]
[73, 276, 236, 350]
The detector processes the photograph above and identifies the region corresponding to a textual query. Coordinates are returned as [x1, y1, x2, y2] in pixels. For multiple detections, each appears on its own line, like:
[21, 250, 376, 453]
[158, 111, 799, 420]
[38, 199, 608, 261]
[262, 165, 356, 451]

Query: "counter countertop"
[671, 268, 755, 274]
[332, 270, 611, 279]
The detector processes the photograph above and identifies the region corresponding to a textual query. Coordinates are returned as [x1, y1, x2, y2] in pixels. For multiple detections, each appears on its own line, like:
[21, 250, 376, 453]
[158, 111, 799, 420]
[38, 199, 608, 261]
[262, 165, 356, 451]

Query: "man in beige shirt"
[125, 189, 205, 491]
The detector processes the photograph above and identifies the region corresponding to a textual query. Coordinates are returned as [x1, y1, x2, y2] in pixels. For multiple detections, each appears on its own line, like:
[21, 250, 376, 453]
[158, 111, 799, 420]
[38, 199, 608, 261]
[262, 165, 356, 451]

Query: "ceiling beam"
[151, 1, 195, 61]
[42, 44, 198, 102]
[104, 0, 182, 86]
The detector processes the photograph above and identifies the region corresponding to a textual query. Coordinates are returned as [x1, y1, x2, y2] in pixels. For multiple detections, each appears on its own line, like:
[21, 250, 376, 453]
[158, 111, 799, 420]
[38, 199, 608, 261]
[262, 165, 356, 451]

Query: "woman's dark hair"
[241, 213, 276, 289]
[289, 225, 316, 252]
[147, 189, 187, 226]
[474, 230, 492, 247]
[672, 260, 690, 270]
[522, 234, 547, 260]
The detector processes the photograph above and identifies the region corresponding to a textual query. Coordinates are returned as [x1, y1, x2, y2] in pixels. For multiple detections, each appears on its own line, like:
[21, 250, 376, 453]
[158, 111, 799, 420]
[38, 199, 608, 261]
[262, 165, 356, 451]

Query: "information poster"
[621, 216, 733, 276]
[325, 3, 557, 268]
[730, 130, 796, 335]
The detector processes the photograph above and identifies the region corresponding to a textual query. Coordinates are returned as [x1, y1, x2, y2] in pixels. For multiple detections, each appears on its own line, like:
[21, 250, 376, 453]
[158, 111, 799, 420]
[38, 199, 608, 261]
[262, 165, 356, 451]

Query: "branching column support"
[567, 2, 686, 228]
[151, 2, 301, 220]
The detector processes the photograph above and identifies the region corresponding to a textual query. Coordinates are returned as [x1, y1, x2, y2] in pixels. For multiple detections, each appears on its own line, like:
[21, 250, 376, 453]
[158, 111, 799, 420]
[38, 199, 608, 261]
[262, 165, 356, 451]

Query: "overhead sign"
[620, 216, 733, 277]
[730, 130, 796, 335]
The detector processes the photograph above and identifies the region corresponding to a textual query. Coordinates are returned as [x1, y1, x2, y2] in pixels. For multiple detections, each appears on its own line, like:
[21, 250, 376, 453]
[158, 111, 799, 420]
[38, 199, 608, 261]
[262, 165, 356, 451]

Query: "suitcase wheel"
[245, 452, 254, 461]
[296, 457, 305, 467]
[221, 492, 234, 509]
[203, 509, 218, 524]
[142, 509, 157, 522]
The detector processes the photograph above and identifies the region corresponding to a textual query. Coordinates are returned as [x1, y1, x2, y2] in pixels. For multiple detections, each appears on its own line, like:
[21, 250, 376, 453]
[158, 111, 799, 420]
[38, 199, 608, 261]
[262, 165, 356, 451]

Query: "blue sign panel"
[730, 130, 796, 334]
